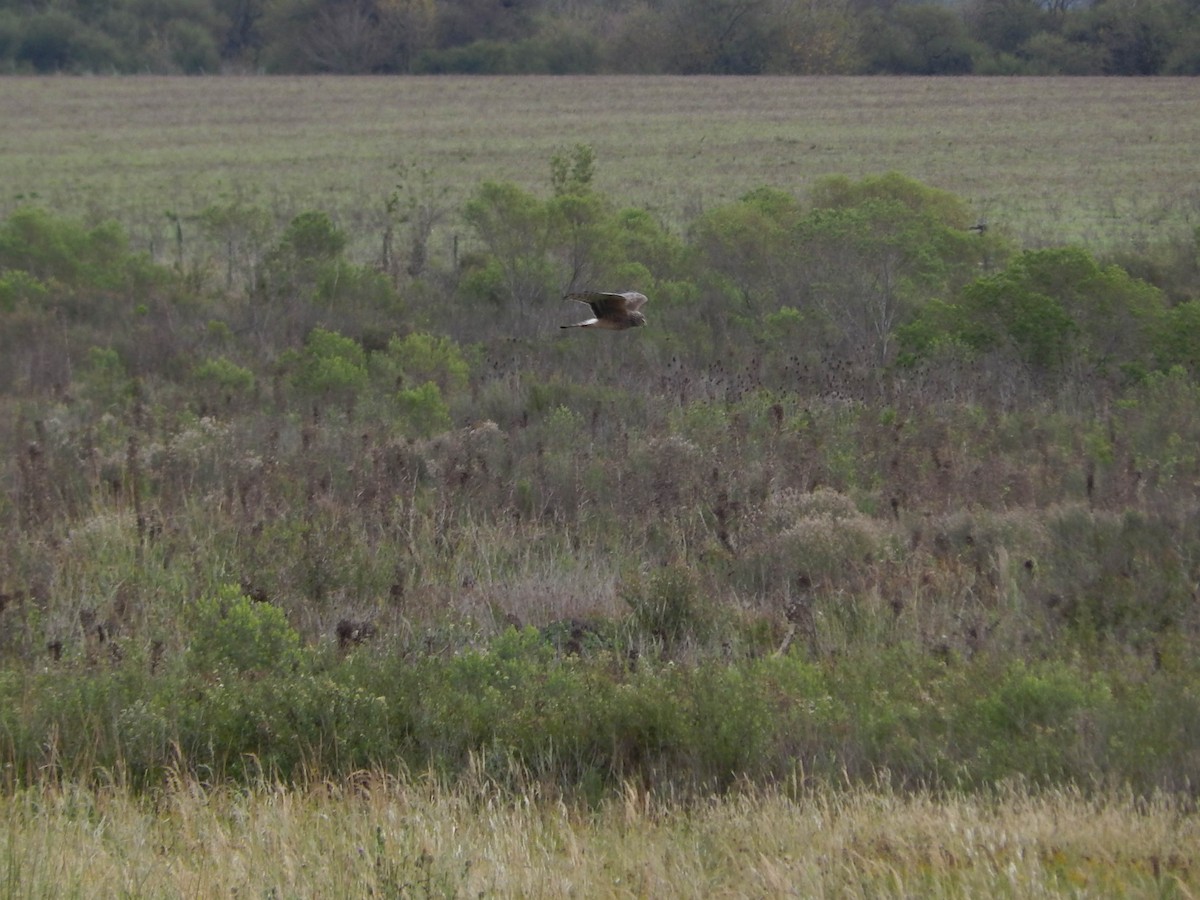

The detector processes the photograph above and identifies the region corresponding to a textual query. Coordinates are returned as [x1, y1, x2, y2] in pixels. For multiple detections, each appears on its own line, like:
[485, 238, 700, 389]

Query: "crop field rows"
[3, 76, 1200, 256]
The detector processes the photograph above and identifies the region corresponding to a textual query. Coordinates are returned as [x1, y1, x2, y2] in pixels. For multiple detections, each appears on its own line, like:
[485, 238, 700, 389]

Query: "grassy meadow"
[3, 76, 1200, 252]
[4, 76, 1200, 895]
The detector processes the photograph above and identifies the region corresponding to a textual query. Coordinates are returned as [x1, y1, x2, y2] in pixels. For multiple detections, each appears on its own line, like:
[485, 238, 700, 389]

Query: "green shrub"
[289, 327, 368, 399]
[395, 381, 451, 438]
[0, 206, 158, 298]
[192, 356, 254, 410]
[186, 584, 301, 675]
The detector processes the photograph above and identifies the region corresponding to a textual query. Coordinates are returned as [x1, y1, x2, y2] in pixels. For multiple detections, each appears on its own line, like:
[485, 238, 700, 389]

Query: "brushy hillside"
[2, 156, 1200, 802]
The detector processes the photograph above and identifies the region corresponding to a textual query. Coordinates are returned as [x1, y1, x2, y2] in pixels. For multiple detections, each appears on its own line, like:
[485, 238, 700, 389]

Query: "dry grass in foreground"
[3, 772, 1196, 897]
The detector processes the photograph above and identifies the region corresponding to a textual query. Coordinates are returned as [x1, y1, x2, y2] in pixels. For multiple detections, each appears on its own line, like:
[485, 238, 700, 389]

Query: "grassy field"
[3, 76, 1199, 254]
[3, 775, 1196, 897]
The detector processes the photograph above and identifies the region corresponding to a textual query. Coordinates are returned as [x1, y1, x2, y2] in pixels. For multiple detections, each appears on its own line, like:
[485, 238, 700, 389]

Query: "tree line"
[1, 0, 1198, 75]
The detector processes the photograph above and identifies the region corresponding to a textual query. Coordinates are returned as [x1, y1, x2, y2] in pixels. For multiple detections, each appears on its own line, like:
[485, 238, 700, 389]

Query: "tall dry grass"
[2, 771, 1195, 897]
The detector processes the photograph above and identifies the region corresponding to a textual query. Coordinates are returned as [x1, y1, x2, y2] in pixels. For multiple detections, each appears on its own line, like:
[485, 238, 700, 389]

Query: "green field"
[4, 76, 1199, 252]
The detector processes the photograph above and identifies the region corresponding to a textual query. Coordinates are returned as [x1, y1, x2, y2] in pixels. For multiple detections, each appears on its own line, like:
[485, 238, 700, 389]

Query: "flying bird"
[561, 291, 648, 330]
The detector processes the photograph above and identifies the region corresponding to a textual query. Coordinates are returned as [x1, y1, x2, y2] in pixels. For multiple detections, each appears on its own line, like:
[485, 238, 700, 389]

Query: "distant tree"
[798, 175, 983, 363]
[460, 149, 658, 331]
[1154, 301, 1200, 374]
[659, 0, 773, 73]
[764, 0, 862, 73]
[690, 187, 802, 311]
[370, 332, 469, 396]
[859, 4, 980, 73]
[1019, 30, 1108, 73]
[1164, 26, 1200, 73]
[966, 0, 1048, 56]
[694, 175, 988, 364]
[212, 0, 268, 63]
[197, 201, 273, 293]
[461, 181, 557, 323]
[256, 210, 399, 345]
[433, 0, 540, 49]
[1082, 0, 1179, 74]
[261, 0, 434, 72]
[14, 10, 119, 71]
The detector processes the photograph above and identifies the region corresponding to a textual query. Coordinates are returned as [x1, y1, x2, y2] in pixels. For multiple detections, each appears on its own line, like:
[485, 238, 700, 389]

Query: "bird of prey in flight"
[561, 291, 648, 330]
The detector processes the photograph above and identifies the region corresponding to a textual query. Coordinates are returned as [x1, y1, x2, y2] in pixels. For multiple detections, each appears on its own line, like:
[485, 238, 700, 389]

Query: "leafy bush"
[186, 584, 302, 675]
[0, 206, 158, 298]
[288, 327, 368, 400]
[395, 381, 451, 438]
[192, 356, 255, 410]
[901, 246, 1166, 374]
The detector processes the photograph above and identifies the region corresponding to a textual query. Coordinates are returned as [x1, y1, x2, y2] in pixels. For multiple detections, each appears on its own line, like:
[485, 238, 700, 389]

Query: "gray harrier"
[561, 291, 648, 330]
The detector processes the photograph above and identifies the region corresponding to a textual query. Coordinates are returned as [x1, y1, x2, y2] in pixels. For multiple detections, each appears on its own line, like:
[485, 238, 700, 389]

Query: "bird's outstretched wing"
[567, 291, 635, 319]
[620, 292, 648, 313]
[561, 291, 649, 329]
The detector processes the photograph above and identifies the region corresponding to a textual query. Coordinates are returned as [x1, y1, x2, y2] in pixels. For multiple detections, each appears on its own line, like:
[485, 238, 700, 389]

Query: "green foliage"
[902, 246, 1167, 373]
[373, 332, 470, 396]
[278, 210, 347, 263]
[0, 206, 153, 296]
[192, 356, 255, 411]
[290, 327, 368, 398]
[395, 381, 451, 437]
[366, 332, 467, 434]
[859, 4, 980, 74]
[462, 159, 669, 329]
[690, 187, 802, 309]
[692, 174, 989, 361]
[809, 172, 974, 227]
[462, 181, 557, 317]
[12, 10, 120, 72]
[314, 258, 399, 312]
[1153, 301, 1200, 374]
[259, 210, 399, 329]
[193, 356, 254, 393]
[4, 637, 1200, 795]
[0, 269, 48, 312]
[186, 583, 302, 675]
[196, 201, 272, 292]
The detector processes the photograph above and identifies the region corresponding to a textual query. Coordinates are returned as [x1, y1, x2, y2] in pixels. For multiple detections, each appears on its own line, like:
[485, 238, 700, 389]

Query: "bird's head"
[630, 311, 647, 327]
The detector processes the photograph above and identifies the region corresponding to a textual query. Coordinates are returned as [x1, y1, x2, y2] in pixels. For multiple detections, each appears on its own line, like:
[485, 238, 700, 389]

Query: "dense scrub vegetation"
[2, 0, 1199, 74]
[3, 160, 1200, 799]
